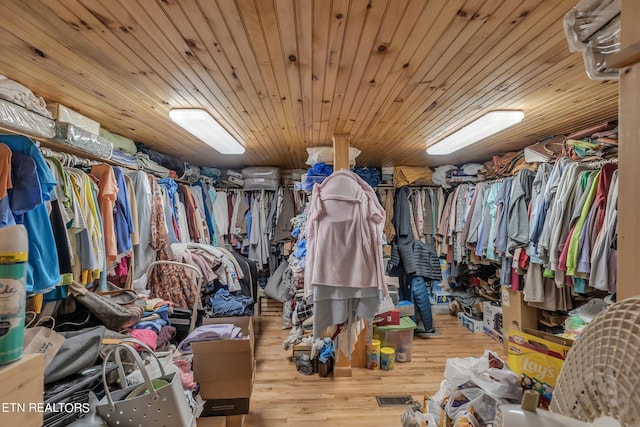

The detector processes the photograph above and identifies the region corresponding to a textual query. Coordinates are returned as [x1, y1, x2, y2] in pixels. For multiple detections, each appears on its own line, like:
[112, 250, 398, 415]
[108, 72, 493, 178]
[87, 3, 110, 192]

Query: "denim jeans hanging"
[399, 275, 433, 332]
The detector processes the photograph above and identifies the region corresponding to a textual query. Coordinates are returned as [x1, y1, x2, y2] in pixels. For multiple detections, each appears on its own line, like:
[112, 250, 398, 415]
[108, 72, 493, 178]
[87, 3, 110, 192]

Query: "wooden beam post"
[331, 133, 354, 377]
[617, 0, 640, 300]
[332, 134, 350, 171]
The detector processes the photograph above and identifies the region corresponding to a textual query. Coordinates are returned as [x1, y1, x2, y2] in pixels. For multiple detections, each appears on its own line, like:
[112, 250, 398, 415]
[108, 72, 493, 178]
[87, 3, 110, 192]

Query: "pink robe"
[304, 171, 387, 299]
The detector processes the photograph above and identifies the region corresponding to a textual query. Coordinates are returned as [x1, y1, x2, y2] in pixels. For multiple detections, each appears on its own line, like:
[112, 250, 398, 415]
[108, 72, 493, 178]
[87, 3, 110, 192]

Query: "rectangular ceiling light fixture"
[169, 108, 245, 154]
[426, 110, 524, 155]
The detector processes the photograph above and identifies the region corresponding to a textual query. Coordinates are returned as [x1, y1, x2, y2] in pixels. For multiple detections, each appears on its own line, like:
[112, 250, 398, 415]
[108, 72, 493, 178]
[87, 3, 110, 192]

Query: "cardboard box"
[397, 300, 415, 317]
[192, 317, 255, 416]
[226, 415, 245, 427]
[501, 288, 538, 353]
[482, 325, 503, 344]
[200, 396, 251, 417]
[507, 328, 573, 409]
[376, 309, 400, 326]
[483, 302, 503, 336]
[197, 415, 244, 427]
[46, 102, 100, 134]
[458, 312, 482, 333]
[197, 416, 226, 427]
[429, 290, 453, 305]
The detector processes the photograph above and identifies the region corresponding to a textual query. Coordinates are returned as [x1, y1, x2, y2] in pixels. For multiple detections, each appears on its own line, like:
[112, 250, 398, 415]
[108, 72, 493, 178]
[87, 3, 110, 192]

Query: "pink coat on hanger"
[304, 170, 387, 299]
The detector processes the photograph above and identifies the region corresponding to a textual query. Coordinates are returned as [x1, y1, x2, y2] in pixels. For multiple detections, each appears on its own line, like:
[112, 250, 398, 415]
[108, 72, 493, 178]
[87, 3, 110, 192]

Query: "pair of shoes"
[414, 329, 438, 338]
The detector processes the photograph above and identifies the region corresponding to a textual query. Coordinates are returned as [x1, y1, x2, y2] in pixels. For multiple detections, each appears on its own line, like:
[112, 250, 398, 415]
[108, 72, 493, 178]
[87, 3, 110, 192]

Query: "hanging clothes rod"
[39, 144, 189, 183]
[40, 146, 97, 167]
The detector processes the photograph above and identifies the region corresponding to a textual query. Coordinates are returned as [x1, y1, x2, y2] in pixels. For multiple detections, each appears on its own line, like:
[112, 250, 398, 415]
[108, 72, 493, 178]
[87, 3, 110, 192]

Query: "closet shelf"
[0, 124, 133, 168]
[0, 124, 191, 184]
[39, 138, 137, 170]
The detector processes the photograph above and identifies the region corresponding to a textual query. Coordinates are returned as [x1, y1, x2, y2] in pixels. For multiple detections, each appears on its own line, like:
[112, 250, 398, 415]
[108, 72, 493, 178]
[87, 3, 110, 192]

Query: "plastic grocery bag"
[470, 351, 522, 400]
[445, 388, 506, 425]
[444, 350, 522, 400]
[401, 400, 430, 427]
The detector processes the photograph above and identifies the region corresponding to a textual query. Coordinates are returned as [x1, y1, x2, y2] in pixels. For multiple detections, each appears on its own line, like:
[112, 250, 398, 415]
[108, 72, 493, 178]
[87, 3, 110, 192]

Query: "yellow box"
[507, 329, 572, 408]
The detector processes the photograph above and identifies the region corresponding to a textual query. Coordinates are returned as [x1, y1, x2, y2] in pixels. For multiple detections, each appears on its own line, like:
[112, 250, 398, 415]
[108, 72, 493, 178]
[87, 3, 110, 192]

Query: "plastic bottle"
[0, 225, 29, 365]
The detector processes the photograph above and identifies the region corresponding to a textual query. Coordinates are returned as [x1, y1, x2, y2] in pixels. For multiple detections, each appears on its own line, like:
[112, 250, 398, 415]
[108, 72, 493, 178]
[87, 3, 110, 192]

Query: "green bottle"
[0, 225, 28, 365]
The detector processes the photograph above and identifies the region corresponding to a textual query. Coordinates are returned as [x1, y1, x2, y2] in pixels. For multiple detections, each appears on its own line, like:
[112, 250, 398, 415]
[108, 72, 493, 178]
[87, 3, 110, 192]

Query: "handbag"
[23, 313, 65, 370]
[96, 339, 194, 427]
[69, 281, 146, 331]
[523, 137, 565, 163]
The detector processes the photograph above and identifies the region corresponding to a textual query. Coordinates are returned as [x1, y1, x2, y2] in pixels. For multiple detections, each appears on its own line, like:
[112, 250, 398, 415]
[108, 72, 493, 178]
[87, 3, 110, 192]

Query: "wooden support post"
[332, 134, 350, 171]
[331, 133, 355, 377]
[617, 0, 640, 300]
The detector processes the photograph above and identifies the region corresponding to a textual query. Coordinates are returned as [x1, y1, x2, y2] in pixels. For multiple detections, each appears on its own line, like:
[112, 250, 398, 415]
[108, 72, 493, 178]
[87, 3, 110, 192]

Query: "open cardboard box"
[192, 317, 255, 416]
[196, 415, 245, 427]
[507, 327, 573, 409]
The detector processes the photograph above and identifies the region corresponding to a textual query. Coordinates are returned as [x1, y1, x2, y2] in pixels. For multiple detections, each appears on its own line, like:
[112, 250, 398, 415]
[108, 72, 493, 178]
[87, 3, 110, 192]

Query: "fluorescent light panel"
[169, 108, 245, 154]
[426, 110, 524, 155]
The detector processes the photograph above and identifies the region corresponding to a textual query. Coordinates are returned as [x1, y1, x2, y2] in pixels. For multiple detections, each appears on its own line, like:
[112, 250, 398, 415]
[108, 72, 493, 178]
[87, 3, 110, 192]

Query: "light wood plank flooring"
[244, 314, 505, 427]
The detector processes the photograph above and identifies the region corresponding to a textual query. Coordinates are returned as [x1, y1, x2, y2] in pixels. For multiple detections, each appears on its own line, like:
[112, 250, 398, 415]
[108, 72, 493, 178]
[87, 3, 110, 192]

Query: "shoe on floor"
[414, 329, 440, 338]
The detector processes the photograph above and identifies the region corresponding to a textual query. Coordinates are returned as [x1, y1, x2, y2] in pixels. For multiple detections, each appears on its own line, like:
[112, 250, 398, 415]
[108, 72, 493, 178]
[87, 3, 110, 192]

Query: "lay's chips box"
[507, 328, 573, 408]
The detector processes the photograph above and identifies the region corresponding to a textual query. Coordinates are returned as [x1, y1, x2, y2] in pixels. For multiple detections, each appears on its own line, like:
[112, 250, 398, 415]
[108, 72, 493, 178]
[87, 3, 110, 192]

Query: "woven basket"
[550, 297, 640, 425]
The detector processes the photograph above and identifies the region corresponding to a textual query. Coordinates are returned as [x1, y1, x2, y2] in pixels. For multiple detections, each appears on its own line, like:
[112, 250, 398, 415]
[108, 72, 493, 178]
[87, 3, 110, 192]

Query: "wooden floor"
[244, 314, 505, 427]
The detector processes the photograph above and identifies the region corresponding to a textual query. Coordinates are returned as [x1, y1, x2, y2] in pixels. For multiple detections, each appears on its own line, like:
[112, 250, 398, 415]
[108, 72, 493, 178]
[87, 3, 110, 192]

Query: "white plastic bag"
[305, 146, 361, 166]
[444, 355, 479, 387]
[445, 388, 506, 425]
[444, 350, 522, 400]
[401, 400, 430, 427]
[470, 351, 522, 400]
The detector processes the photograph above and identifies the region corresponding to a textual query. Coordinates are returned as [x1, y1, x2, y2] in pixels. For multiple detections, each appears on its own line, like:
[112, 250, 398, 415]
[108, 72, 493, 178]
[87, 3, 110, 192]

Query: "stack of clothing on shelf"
[301, 162, 333, 190]
[352, 167, 382, 188]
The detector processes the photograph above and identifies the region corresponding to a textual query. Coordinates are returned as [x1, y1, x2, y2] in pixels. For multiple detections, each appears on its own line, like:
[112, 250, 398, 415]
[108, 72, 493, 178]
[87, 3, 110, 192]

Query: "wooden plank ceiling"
[0, 0, 619, 169]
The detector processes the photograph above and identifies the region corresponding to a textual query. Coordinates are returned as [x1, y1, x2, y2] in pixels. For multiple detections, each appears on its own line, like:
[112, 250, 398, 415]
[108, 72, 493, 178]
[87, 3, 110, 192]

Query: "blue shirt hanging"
[0, 135, 60, 294]
[112, 167, 134, 254]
